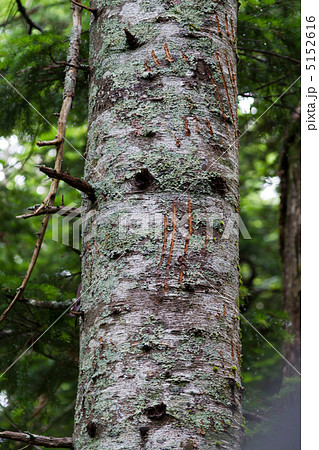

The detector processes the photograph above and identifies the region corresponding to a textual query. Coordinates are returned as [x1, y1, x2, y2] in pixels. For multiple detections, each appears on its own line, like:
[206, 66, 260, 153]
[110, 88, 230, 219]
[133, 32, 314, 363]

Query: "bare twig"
[38, 166, 96, 202]
[15, 0, 42, 34]
[69, 0, 97, 16]
[0, 3, 83, 326]
[237, 46, 300, 64]
[17, 206, 81, 220]
[0, 431, 73, 449]
[238, 75, 288, 96]
[36, 138, 62, 147]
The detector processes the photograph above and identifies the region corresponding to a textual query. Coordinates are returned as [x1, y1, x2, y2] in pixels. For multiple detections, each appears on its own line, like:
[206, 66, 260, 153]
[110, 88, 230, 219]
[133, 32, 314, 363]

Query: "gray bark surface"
[74, 1, 243, 448]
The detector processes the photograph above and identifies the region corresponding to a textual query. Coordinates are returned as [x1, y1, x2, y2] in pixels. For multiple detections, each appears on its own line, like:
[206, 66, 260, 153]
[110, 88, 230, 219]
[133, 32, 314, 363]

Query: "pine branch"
[0, 431, 73, 448]
[38, 166, 96, 202]
[15, 0, 42, 34]
[18, 298, 74, 310]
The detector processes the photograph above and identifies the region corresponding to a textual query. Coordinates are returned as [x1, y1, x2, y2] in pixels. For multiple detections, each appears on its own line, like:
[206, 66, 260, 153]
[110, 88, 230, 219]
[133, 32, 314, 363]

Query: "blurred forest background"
[0, 0, 300, 448]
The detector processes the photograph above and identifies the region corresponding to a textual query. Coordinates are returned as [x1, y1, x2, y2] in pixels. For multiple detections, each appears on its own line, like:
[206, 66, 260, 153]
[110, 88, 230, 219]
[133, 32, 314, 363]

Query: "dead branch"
[69, 0, 98, 16]
[0, 3, 83, 326]
[17, 206, 81, 220]
[16, 0, 42, 34]
[237, 46, 300, 64]
[36, 138, 62, 147]
[0, 431, 73, 448]
[39, 166, 96, 202]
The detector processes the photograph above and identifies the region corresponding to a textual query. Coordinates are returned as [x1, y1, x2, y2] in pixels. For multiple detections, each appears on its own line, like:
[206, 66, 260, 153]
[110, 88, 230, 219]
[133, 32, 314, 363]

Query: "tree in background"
[0, 0, 300, 449]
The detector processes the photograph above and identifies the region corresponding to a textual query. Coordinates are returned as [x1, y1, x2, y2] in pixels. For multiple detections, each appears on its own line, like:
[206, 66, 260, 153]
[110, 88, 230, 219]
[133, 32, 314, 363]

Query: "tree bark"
[74, 1, 243, 448]
[279, 105, 301, 377]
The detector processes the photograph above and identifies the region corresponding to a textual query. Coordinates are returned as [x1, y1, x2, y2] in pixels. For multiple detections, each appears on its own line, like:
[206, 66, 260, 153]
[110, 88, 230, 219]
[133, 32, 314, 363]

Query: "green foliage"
[0, 0, 300, 446]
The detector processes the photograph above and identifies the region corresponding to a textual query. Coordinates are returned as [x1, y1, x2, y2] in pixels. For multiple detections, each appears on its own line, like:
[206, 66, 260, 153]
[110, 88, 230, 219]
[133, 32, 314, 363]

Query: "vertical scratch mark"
[164, 42, 174, 62]
[215, 13, 222, 35]
[216, 51, 235, 126]
[224, 51, 238, 134]
[144, 61, 151, 72]
[183, 116, 191, 136]
[219, 350, 225, 367]
[151, 50, 161, 66]
[211, 76, 231, 145]
[158, 214, 168, 272]
[231, 338, 235, 359]
[174, 134, 181, 147]
[202, 218, 210, 252]
[224, 52, 236, 96]
[181, 50, 189, 62]
[94, 242, 100, 257]
[230, 12, 236, 43]
[225, 10, 231, 37]
[193, 115, 201, 133]
[206, 119, 214, 136]
[179, 197, 193, 284]
[223, 304, 227, 317]
[165, 202, 177, 292]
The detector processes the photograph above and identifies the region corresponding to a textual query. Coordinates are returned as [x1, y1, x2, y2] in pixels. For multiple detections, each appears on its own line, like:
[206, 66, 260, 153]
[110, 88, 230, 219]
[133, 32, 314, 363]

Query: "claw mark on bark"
[181, 50, 189, 62]
[215, 13, 222, 36]
[202, 218, 210, 253]
[231, 338, 235, 358]
[225, 10, 231, 37]
[174, 134, 181, 147]
[183, 116, 191, 136]
[219, 350, 225, 367]
[206, 119, 214, 136]
[223, 304, 227, 316]
[144, 61, 151, 72]
[193, 115, 201, 133]
[165, 203, 177, 292]
[151, 50, 161, 66]
[179, 197, 193, 284]
[230, 12, 236, 43]
[211, 76, 231, 145]
[158, 214, 168, 271]
[164, 42, 174, 62]
[216, 51, 235, 126]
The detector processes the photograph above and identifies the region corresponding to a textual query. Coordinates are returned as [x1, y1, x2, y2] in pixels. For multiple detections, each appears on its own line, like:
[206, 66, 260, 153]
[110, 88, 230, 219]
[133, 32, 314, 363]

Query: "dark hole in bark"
[139, 426, 149, 437]
[142, 342, 153, 352]
[209, 173, 228, 195]
[134, 168, 154, 190]
[164, 370, 172, 378]
[145, 402, 167, 420]
[86, 421, 97, 438]
[124, 28, 140, 49]
[182, 282, 195, 292]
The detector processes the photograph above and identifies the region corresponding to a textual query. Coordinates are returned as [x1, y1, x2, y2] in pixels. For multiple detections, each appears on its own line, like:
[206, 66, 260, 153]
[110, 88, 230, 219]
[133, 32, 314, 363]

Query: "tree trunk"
[279, 105, 301, 377]
[74, 1, 243, 448]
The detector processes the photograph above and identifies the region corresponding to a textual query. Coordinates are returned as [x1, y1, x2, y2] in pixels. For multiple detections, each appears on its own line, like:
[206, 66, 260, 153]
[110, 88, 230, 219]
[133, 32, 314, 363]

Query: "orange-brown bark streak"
[164, 42, 174, 62]
[211, 76, 231, 145]
[158, 214, 168, 271]
[151, 50, 161, 66]
[165, 203, 177, 292]
[179, 197, 193, 284]
[216, 51, 235, 126]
